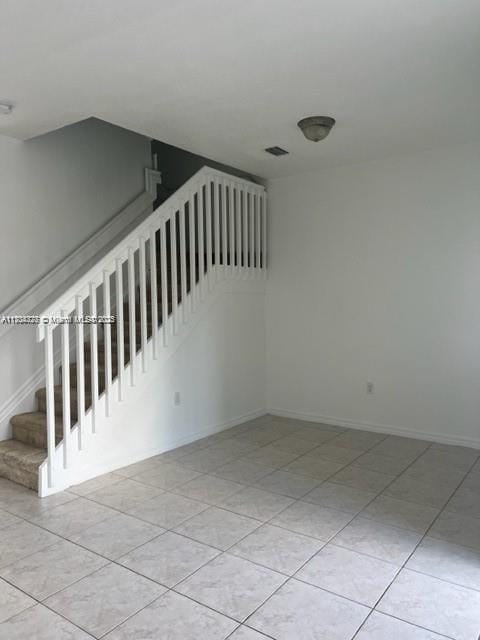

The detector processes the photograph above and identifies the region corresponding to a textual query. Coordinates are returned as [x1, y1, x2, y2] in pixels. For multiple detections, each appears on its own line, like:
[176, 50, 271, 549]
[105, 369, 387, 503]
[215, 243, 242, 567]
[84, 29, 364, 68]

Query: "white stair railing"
[36, 167, 266, 493]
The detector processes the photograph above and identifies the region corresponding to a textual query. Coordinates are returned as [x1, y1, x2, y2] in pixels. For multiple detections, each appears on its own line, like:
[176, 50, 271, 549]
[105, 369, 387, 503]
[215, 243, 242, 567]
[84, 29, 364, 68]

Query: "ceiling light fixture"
[0, 102, 13, 115]
[265, 146, 289, 156]
[297, 116, 335, 142]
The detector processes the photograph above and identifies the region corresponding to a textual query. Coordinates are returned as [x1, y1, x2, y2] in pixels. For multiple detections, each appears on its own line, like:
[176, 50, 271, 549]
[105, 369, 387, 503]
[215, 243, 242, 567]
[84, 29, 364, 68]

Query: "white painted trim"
[0, 168, 161, 341]
[269, 408, 480, 450]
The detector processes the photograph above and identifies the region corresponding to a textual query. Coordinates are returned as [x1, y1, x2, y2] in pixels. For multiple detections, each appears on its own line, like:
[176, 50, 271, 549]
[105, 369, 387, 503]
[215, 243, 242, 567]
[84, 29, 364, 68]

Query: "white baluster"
[139, 237, 148, 369]
[262, 191, 267, 276]
[114, 262, 124, 400]
[75, 295, 85, 449]
[242, 188, 248, 279]
[214, 177, 220, 282]
[236, 185, 242, 278]
[206, 178, 213, 290]
[160, 220, 168, 346]
[222, 180, 228, 279]
[255, 191, 261, 277]
[103, 271, 112, 416]
[44, 324, 56, 487]
[179, 204, 188, 324]
[198, 184, 205, 300]
[149, 229, 159, 358]
[229, 183, 235, 277]
[249, 189, 255, 278]
[189, 193, 197, 312]
[128, 247, 136, 385]
[89, 283, 99, 426]
[61, 310, 71, 468]
[170, 214, 179, 334]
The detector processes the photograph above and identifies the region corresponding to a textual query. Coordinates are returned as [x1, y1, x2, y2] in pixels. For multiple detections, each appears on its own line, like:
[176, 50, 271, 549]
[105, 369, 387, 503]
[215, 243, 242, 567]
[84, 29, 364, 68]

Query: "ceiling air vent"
[265, 146, 289, 156]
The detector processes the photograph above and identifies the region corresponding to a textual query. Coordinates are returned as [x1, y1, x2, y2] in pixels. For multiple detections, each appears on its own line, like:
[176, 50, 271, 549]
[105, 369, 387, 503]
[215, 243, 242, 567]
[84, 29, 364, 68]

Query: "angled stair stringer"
[38, 275, 266, 496]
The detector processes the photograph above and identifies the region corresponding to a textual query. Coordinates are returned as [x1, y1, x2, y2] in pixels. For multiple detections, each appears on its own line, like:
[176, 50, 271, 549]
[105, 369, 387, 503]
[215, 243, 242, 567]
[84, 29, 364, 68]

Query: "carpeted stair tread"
[11, 412, 63, 448]
[0, 440, 46, 491]
[35, 386, 92, 417]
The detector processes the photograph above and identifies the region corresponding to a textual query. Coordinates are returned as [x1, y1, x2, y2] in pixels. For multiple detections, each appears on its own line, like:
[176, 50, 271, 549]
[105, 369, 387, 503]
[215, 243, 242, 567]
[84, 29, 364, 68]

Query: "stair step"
[11, 412, 63, 449]
[64, 361, 110, 389]
[35, 386, 92, 418]
[0, 440, 46, 491]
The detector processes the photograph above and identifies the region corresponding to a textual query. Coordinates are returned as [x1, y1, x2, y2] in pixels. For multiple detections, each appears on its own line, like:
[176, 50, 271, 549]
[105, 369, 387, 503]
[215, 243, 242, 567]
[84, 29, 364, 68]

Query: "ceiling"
[1, 0, 479, 178]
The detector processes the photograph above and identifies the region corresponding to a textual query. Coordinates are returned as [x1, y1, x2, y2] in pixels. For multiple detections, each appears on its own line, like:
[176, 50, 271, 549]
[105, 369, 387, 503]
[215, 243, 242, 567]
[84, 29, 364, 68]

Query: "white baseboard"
[269, 407, 480, 450]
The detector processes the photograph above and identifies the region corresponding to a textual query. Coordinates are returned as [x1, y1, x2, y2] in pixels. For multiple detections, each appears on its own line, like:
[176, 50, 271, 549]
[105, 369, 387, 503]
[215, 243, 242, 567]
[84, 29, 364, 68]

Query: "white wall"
[0, 118, 151, 440]
[0, 117, 151, 310]
[266, 142, 480, 448]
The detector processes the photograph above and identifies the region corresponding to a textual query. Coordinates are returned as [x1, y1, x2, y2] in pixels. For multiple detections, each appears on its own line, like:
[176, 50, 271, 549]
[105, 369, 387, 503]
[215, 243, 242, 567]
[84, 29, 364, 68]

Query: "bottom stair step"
[0, 440, 46, 491]
[11, 412, 63, 449]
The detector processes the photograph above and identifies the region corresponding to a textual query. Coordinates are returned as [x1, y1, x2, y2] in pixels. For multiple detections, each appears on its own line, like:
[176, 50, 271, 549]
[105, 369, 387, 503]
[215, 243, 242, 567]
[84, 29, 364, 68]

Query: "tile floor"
[0, 415, 479, 639]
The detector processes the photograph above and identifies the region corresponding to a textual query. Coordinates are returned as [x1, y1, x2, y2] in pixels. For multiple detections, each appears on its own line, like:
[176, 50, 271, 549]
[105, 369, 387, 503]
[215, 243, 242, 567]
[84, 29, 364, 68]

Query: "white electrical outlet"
[174, 391, 181, 406]
[366, 381, 374, 395]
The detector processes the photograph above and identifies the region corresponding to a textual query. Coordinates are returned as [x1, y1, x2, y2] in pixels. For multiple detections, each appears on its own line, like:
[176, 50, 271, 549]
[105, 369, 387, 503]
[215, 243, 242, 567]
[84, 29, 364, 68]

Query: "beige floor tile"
[377, 569, 480, 640]
[406, 537, 480, 591]
[0, 521, 60, 569]
[283, 454, 344, 480]
[220, 486, 294, 521]
[444, 487, 480, 519]
[0, 488, 76, 519]
[230, 524, 323, 574]
[0, 509, 20, 530]
[127, 492, 209, 528]
[118, 531, 219, 586]
[330, 466, 396, 494]
[243, 446, 301, 469]
[68, 472, 123, 496]
[352, 452, 411, 475]
[383, 475, 456, 509]
[271, 501, 353, 541]
[355, 611, 446, 639]
[31, 497, 117, 538]
[330, 431, 386, 452]
[173, 474, 245, 505]
[176, 553, 286, 621]
[296, 544, 399, 606]
[212, 459, 275, 484]
[70, 513, 163, 559]
[361, 495, 439, 533]
[45, 563, 165, 638]
[309, 444, 364, 465]
[269, 436, 318, 455]
[133, 463, 201, 490]
[87, 478, 164, 511]
[0, 540, 107, 600]
[0, 604, 92, 639]
[104, 590, 237, 640]
[303, 482, 376, 514]
[429, 511, 480, 551]
[229, 627, 270, 639]
[0, 578, 35, 623]
[254, 470, 321, 498]
[332, 517, 422, 565]
[248, 578, 369, 640]
[174, 506, 260, 550]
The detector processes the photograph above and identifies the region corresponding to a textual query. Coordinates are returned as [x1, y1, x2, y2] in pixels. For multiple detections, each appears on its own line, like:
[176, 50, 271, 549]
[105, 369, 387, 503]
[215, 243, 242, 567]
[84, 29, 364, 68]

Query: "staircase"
[0, 167, 266, 495]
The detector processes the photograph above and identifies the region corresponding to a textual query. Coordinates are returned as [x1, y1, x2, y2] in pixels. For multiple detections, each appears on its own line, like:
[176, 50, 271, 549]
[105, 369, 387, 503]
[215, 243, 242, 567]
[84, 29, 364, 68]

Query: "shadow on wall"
[151, 139, 263, 207]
